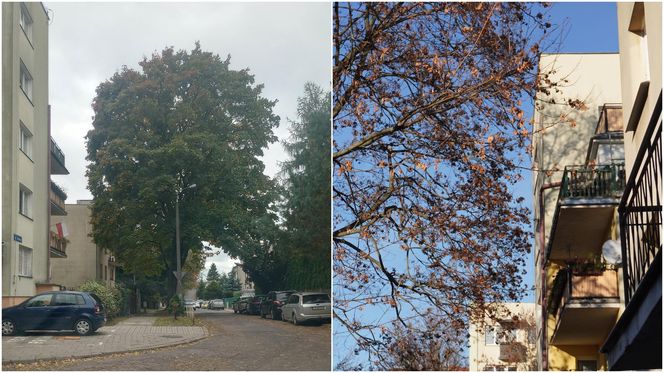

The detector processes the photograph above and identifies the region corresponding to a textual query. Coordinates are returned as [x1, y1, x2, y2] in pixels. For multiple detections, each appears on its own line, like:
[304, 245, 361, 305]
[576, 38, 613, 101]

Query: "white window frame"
[19, 122, 33, 159]
[19, 184, 32, 218]
[18, 245, 33, 277]
[19, 61, 33, 101]
[19, 3, 33, 43]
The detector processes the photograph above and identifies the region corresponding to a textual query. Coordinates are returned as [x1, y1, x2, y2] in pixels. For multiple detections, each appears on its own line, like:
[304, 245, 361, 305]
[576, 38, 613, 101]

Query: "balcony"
[548, 268, 620, 345]
[499, 342, 528, 362]
[49, 181, 67, 216]
[49, 230, 67, 258]
[595, 104, 624, 135]
[546, 163, 625, 262]
[50, 137, 69, 175]
[600, 92, 661, 370]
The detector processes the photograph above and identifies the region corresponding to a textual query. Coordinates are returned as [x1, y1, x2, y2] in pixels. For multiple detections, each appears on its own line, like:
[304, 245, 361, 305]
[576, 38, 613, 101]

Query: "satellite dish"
[602, 240, 622, 264]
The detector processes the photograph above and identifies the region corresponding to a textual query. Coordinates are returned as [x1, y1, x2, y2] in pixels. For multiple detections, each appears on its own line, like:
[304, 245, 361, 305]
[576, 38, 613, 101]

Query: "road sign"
[172, 271, 187, 282]
[13, 234, 22, 243]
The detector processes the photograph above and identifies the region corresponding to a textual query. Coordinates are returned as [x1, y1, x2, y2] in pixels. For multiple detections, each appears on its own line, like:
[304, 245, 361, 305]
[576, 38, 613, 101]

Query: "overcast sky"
[47, 2, 331, 275]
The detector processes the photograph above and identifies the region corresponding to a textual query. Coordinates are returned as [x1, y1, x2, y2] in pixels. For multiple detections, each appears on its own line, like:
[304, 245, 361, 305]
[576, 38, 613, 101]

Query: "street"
[3, 309, 331, 371]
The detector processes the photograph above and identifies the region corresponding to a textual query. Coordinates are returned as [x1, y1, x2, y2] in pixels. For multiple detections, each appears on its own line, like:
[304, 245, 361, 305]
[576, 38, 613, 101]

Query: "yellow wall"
[549, 344, 608, 371]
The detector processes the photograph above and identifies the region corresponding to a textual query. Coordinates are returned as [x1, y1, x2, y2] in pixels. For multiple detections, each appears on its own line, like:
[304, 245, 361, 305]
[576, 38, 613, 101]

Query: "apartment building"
[2, 2, 69, 308]
[532, 53, 624, 370]
[50, 200, 117, 290]
[600, 2, 662, 370]
[231, 264, 254, 297]
[469, 303, 537, 371]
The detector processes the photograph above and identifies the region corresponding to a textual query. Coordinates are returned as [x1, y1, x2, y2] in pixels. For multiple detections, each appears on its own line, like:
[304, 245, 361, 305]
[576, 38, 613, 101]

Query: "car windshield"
[303, 294, 330, 304]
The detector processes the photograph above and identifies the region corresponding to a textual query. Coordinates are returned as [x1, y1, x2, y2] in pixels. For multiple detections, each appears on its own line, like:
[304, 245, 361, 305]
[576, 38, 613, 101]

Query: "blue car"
[2, 291, 106, 336]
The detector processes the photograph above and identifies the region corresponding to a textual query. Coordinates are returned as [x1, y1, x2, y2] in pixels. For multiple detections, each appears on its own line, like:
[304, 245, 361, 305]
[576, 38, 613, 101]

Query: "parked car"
[247, 295, 265, 315]
[196, 299, 205, 308]
[260, 290, 296, 320]
[184, 300, 198, 311]
[281, 292, 331, 325]
[233, 297, 251, 314]
[208, 299, 225, 310]
[2, 291, 106, 336]
[200, 300, 209, 309]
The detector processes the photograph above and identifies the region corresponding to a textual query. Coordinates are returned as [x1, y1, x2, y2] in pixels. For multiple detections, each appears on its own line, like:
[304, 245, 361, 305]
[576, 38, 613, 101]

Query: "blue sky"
[333, 2, 620, 368]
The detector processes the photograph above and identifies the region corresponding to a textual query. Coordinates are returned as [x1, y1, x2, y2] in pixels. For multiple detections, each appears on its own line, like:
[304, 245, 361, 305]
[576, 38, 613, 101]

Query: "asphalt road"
[5, 309, 331, 371]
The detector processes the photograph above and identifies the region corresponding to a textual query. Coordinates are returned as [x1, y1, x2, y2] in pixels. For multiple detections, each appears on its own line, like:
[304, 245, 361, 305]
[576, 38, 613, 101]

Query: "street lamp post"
[175, 183, 196, 300]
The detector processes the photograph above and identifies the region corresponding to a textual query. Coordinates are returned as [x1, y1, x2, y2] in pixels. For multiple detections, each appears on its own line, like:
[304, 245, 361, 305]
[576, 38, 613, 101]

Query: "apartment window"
[19, 3, 33, 42]
[485, 325, 517, 345]
[577, 360, 598, 371]
[19, 123, 33, 158]
[19, 185, 32, 218]
[18, 245, 33, 277]
[19, 61, 33, 101]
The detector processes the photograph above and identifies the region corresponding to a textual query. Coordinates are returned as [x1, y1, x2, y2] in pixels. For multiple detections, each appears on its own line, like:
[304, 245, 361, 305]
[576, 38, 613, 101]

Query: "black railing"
[619, 92, 662, 304]
[50, 137, 66, 166]
[560, 163, 626, 200]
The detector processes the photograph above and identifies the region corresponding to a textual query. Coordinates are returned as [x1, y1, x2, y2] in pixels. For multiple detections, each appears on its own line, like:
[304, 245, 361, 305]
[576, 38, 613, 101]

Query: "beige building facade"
[2, 2, 70, 308]
[231, 264, 254, 297]
[532, 53, 625, 370]
[50, 201, 116, 290]
[600, 3, 661, 370]
[469, 303, 537, 371]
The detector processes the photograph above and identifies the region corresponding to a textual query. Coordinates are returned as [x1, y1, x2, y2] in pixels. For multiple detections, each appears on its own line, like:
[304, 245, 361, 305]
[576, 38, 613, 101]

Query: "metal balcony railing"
[50, 137, 66, 166]
[619, 93, 662, 305]
[49, 231, 67, 255]
[560, 163, 626, 200]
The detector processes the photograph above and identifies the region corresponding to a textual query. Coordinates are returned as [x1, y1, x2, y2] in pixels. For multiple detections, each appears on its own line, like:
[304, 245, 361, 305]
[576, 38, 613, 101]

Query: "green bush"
[167, 295, 185, 318]
[78, 280, 122, 318]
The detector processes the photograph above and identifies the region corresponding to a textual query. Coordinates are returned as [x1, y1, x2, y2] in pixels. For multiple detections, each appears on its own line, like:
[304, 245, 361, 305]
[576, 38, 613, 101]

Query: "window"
[19, 3, 33, 42]
[19, 185, 32, 218]
[19, 123, 32, 158]
[18, 246, 32, 277]
[19, 61, 33, 101]
[485, 326, 497, 345]
[25, 293, 52, 307]
[54, 293, 84, 306]
[577, 360, 598, 371]
[485, 325, 517, 345]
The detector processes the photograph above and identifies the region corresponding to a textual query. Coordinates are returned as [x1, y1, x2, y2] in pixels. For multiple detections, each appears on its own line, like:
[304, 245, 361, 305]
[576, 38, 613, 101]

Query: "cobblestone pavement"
[3, 309, 331, 370]
[2, 316, 208, 363]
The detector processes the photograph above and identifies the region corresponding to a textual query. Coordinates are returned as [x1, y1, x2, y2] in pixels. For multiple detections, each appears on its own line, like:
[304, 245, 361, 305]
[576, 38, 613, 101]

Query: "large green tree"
[86, 43, 280, 296]
[278, 83, 331, 290]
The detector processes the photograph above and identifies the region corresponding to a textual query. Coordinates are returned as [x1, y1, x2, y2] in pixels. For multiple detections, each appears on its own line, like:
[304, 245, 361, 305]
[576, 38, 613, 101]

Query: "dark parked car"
[260, 290, 296, 320]
[233, 297, 251, 314]
[2, 291, 106, 336]
[247, 295, 265, 315]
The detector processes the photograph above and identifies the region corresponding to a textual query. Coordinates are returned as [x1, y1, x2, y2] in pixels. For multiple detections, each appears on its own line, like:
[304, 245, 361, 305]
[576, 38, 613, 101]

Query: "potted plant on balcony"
[567, 254, 605, 275]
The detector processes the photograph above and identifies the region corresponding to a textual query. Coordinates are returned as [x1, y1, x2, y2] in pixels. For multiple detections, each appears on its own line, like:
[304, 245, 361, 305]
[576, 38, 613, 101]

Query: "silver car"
[281, 292, 331, 325]
[208, 299, 225, 310]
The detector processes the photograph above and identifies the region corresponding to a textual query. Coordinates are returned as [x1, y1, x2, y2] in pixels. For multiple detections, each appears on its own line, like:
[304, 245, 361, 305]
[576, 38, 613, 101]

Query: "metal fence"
[619, 93, 662, 304]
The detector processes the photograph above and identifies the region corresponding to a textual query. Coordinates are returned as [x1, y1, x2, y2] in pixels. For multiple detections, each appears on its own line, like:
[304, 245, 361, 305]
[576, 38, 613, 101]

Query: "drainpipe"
[538, 181, 561, 371]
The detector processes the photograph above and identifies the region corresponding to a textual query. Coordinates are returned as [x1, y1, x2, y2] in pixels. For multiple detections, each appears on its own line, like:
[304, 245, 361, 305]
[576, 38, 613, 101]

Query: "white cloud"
[47, 2, 331, 202]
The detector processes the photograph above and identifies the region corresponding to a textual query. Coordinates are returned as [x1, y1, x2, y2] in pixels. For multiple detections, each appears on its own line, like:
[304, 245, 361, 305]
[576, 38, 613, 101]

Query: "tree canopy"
[333, 2, 552, 366]
[86, 43, 279, 295]
[278, 82, 331, 290]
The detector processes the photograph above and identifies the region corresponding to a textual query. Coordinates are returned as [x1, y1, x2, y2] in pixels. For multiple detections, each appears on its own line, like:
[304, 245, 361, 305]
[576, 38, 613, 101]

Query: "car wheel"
[74, 318, 92, 336]
[2, 319, 17, 336]
[271, 309, 280, 320]
[260, 309, 266, 319]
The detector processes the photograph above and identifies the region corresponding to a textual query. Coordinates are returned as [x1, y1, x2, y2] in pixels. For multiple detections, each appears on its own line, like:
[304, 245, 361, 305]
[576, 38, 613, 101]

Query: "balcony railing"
[560, 163, 625, 200]
[619, 93, 662, 305]
[49, 230, 67, 256]
[549, 268, 619, 316]
[49, 181, 67, 215]
[499, 342, 527, 362]
[595, 104, 624, 135]
[50, 137, 65, 166]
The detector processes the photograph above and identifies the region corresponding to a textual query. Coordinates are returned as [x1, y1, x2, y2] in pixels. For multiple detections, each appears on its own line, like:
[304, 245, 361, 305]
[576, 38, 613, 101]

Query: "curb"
[2, 327, 210, 365]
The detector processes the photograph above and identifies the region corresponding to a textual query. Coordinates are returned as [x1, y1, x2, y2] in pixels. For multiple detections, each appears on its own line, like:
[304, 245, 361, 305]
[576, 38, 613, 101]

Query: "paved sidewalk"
[2, 316, 208, 363]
